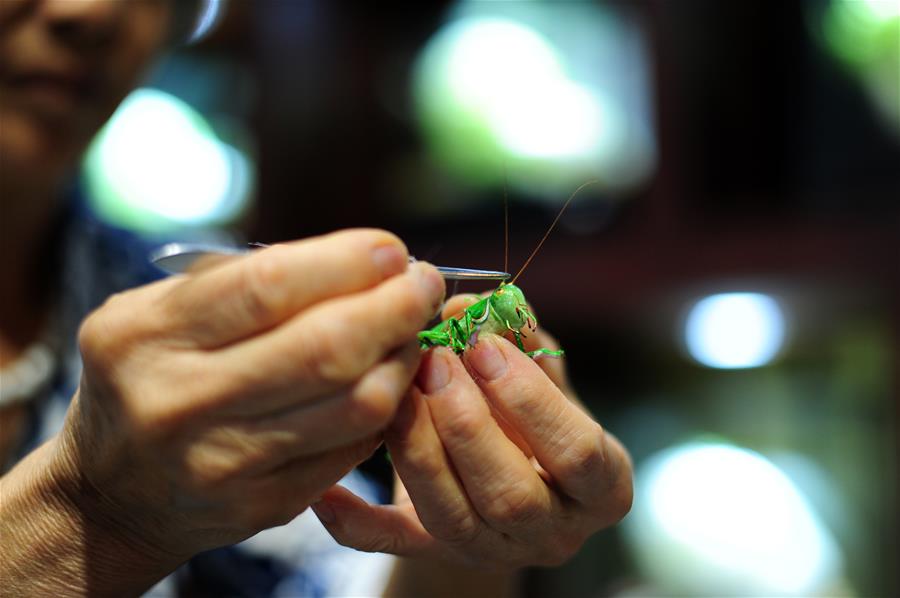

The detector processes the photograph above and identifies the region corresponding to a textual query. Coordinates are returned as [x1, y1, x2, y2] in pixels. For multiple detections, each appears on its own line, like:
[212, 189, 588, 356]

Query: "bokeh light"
[83, 88, 253, 234]
[431, 19, 600, 160]
[818, 0, 900, 134]
[684, 293, 786, 369]
[412, 1, 655, 199]
[624, 442, 844, 596]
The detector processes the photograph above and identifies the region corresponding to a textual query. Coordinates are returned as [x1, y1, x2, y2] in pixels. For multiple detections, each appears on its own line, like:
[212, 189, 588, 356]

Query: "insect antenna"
[510, 179, 600, 285]
[503, 166, 510, 276]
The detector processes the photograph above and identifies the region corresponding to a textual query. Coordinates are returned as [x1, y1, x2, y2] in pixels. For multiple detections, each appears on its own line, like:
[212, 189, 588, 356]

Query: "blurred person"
[0, 1, 633, 596]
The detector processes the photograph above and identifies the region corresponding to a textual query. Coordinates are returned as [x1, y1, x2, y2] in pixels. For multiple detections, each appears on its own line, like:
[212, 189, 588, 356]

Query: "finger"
[205, 262, 444, 410]
[310, 485, 441, 558]
[436, 292, 537, 453]
[228, 435, 384, 533]
[162, 229, 411, 348]
[507, 326, 571, 394]
[488, 404, 534, 458]
[384, 383, 490, 549]
[594, 432, 634, 525]
[208, 343, 421, 467]
[463, 334, 618, 507]
[413, 347, 557, 537]
[311, 486, 581, 569]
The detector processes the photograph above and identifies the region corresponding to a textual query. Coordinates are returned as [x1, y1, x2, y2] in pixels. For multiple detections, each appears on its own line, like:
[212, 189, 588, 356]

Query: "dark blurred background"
[81, 1, 898, 596]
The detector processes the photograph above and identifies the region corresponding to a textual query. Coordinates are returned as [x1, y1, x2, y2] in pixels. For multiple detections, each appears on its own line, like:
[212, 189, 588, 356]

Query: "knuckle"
[440, 409, 489, 447]
[608, 475, 634, 522]
[557, 428, 607, 482]
[303, 322, 361, 385]
[238, 250, 291, 323]
[425, 507, 480, 546]
[77, 311, 107, 362]
[101, 289, 132, 312]
[78, 301, 124, 360]
[78, 308, 140, 382]
[78, 284, 173, 363]
[184, 457, 235, 493]
[406, 447, 446, 483]
[184, 437, 261, 491]
[484, 484, 543, 530]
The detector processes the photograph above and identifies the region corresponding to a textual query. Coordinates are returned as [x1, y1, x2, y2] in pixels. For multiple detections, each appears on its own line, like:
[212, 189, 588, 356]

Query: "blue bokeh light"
[684, 293, 786, 369]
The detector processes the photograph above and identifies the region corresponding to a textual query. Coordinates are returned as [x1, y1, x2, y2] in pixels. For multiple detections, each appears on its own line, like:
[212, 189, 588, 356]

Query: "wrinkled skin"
[312, 293, 634, 570]
[1, 2, 633, 594]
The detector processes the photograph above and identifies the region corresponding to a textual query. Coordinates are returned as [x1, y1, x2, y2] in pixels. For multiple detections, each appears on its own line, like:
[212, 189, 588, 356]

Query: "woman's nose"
[40, 0, 124, 48]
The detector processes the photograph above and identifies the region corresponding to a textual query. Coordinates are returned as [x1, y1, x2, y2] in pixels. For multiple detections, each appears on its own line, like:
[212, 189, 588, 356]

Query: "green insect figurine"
[417, 180, 597, 359]
[417, 282, 562, 358]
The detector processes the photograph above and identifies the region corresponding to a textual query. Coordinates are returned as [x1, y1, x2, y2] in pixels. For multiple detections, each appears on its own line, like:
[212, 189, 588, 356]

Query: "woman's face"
[0, 0, 177, 194]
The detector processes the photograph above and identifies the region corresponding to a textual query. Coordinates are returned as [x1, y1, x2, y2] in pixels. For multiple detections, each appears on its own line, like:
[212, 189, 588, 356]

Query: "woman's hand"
[310, 294, 633, 570]
[52, 229, 446, 562]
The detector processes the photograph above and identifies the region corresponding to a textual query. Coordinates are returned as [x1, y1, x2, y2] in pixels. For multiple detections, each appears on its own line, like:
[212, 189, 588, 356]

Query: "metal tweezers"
[149, 242, 511, 281]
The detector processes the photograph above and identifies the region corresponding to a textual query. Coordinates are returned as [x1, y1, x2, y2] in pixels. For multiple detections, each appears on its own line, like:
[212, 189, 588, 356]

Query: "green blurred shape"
[83, 88, 253, 234]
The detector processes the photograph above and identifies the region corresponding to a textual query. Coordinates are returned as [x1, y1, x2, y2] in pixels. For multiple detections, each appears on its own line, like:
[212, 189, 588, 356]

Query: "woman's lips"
[3, 70, 96, 118]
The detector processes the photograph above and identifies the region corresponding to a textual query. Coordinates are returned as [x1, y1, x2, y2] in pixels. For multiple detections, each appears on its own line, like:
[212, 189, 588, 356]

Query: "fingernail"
[417, 349, 451, 394]
[372, 244, 407, 277]
[414, 264, 446, 308]
[311, 500, 336, 524]
[467, 335, 508, 381]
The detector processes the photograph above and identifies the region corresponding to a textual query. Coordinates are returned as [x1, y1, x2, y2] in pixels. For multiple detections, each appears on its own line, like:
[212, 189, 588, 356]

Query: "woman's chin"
[0, 107, 81, 189]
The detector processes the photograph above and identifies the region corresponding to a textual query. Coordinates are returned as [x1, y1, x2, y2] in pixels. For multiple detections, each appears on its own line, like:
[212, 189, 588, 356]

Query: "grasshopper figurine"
[417, 180, 598, 359]
[417, 283, 562, 358]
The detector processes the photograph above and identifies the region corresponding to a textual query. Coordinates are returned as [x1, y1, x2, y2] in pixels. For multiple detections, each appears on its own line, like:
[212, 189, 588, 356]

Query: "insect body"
[417, 179, 597, 359]
[417, 283, 563, 358]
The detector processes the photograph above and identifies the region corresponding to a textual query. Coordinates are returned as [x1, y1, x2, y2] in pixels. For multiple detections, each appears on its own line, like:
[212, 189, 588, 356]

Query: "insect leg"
[418, 329, 452, 350]
[513, 330, 527, 353]
[527, 348, 566, 359]
[448, 318, 470, 354]
[468, 302, 490, 347]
